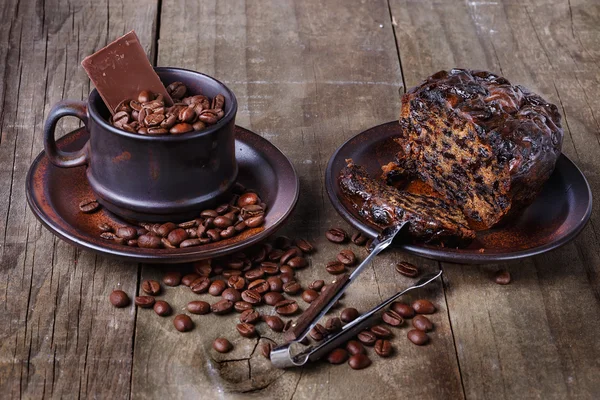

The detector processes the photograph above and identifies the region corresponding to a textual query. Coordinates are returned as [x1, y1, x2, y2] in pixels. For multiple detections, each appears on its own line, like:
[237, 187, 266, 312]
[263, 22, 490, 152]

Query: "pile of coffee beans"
[93, 183, 266, 249]
[109, 82, 226, 135]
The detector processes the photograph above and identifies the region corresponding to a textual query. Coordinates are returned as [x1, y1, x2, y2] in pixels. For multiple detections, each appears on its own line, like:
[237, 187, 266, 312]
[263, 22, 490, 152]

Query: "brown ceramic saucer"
[26, 126, 299, 263]
[325, 121, 593, 264]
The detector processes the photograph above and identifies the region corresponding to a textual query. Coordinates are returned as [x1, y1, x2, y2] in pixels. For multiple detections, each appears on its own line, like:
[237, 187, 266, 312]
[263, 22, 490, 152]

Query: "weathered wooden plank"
[132, 0, 464, 399]
[0, 1, 158, 398]
[390, 0, 600, 398]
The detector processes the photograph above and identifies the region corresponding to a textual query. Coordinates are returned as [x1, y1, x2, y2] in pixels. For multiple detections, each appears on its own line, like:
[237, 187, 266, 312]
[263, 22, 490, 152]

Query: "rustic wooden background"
[1, 0, 599, 399]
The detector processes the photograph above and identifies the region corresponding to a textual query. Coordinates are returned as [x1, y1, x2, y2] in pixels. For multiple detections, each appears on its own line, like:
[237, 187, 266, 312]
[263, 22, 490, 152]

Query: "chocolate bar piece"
[81, 30, 172, 114]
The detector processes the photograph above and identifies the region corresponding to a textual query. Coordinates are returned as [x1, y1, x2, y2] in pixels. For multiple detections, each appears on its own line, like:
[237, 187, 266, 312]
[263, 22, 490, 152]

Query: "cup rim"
[87, 67, 238, 141]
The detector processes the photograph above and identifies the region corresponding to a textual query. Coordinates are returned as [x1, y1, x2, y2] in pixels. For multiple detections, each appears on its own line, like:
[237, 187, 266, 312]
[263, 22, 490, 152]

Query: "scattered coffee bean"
[187, 301, 211, 315]
[245, 268, 265, 281]
[374, 339, 392, 357]
[228, 275, 246, 290]
[195, 261, 212, 276]
[274, 299, 299, 316]
[163, 271, 182, 286]
[181, 273, 200, 287]
[267, 276, 284, 292]
[412, 315, 434, 332]
[337, 249, 356, 266]
[173, 314, 193, 332]
[348, 354, 371, 370]
[222, 288, 242, 302]
[190, 276, 211, 294]
[326, 348, 349, 364]
[382, 310, 404, 327]
[325, 317, 342, 333]
[240, 309, 261, 324]
[279, 272, 295, 284]
[412, 299, 436, 314]
[248, 279, 270, 294]
[109, 290, 130, 307]
[212, 299, 234, 315]
[142, 280, 161, 295]
[407, 329, 429, 345]
[301, 289, 319, 303]
[213, 338, 233, 353]
[391, 302, 415, 319]
[79, 198, 100, 213]
[263, 291, 285, 306]
[261, 342, 273, 359]
[279, 265, 294, 275]
[308, 280, 325, 291]
[153, 300, 172, 316]
[351, 232, 368, 246]
[346, 340, 365, 355]
[241, 289, 262, 305]
[326, 228, 348, 243]
[326, 261, 346, 275]
[234, 301, 253, 313]
[340, 307, 360, 323]
[395, 261, 419, 278]
[264, 315, 285, 332]
[283, 281, 302, 295]
[310, 324, 328, 341]
[287, 256, 308, 269]
[236, 322, 256, 338]
[370, 325, 392, 339]
[357, 331, 377, 346]
[494, 269, 511, 285]
[135, 296, 155, 308]
[294, 238, 314, 253]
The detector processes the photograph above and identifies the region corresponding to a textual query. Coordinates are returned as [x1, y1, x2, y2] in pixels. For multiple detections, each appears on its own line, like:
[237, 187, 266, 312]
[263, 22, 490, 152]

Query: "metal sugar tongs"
[270, 222, 443, 368]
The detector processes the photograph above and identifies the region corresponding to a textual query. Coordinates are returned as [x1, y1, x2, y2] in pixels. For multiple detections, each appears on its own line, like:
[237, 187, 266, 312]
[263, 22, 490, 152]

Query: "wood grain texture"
[132, 0, 463, 399]
[0, 1, 158, 398]
[389, 0, 600, 398]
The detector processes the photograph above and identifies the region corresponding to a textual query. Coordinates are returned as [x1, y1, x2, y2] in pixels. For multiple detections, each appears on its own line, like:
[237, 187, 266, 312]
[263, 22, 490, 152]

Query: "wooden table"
[2, 0, 599, 398]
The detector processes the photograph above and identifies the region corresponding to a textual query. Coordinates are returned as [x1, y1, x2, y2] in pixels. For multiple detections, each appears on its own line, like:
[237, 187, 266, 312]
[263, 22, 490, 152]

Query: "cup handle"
[44, 100, 89, 168]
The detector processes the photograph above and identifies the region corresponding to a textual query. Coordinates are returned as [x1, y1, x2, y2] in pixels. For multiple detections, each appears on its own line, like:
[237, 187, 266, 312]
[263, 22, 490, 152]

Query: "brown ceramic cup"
[43, 67, 238, 222]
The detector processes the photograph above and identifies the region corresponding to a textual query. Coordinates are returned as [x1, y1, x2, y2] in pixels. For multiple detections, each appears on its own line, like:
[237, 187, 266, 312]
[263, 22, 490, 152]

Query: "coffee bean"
[301, 289, 319, 304]
[374, 339, 392, 357]
[212, 338, 233, 353]
[238, 193, 259, 208]
[280, 272, 295, 284]
[268, 249, 284, 261]
[208, 280, 227, 296]
[245, 268, 265, 281]
[98, 223, 113, 233]
[274, 299, 299, 316]
[79, 198, 100, 213]
[263, 292, 284, 306]
[294, 238, 314, 253]
[370, 325, 392, 339]
[407, 329, 429, 345]
[351, 232, 368, 246]
[280, 248, 300, 265]
[494, 269, 511, 285]
[220, 226, 236, 239]
[109, 290, 130, 307]
[181, 273, 200, 287]
[308, 280, 324, 291]
[266, 276, 283, 292]
[287, 256, 308, 269]
[326, 228, 348, 243]
[169, 122, 193, 135]
[240, 205, 264, 220]
[222, 288, 242, 302]
[116, 226, 137, 240]
[135, 296, 155, 308]
[325, 317, 342, 333]
[382, 310, 404, 327]
[166, 228, 188, 246]
[412, 315, 433, 332]
[340, 307, 360, 323]
[391, 302, 416, 318]
[153, 300, 172, 316]
[190, 277, 211, 294]
[211, 299, 234, 315]
[213, 216, 233, 229]
[261, 342, 273, 359]
[157, 222, 177, 237]
[245, 215, 265, 228]
[248, 279, 269, 294]
[187, 300, 211, 315]
[264, 315, 285, 332]
[228, 275, 246, 290]
[348, 354, 371, 370]
[310, 324, 328, 341]
[236, 322, 256, 338]
[241, 289, 262, 305]
[141, 280, 161, 296]
[357, 331, 377, 346]
[234, 301, 253, 313]
[178, 107, 196, 123]
[206, 229, 221, 242]
[163, 271, 182, 286]
[394, 261, 419, 277]
[283, 281, 301, 295]
[240, 309, 261, 324]
[326, 348, 349, 364]
[346, 340, 365, 355]
[412, 299, 436, 314]
[138, 90, 153, 103]
[173, 314, 193, 332]
[161, 237, 176, 249]
[326, 261, 346, 275]
[337, 250, 356, 266]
